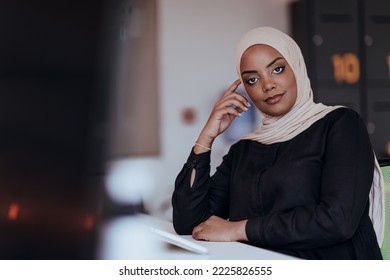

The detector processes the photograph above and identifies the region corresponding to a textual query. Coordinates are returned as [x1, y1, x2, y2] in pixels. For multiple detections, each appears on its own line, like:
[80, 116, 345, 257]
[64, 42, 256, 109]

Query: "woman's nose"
[262, 78, 276, 92]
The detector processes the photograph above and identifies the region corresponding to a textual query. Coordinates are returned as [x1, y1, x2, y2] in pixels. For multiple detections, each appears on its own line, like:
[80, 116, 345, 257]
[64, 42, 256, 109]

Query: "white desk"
[98, 214, 298, 260]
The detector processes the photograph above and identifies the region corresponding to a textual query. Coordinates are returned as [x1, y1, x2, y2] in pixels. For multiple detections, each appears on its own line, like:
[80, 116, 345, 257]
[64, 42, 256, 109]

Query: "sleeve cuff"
[186, 147, 211, 168]
[245, 216, 264, 246]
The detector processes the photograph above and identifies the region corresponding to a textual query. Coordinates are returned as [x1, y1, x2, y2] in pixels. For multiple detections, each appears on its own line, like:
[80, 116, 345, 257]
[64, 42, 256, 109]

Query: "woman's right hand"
[194, 79, 251, 153]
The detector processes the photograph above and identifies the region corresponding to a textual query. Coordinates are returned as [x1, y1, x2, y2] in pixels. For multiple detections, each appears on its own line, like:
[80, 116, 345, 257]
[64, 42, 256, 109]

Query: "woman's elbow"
[325, 221, 356, 243]
[172, 219, 193, 235]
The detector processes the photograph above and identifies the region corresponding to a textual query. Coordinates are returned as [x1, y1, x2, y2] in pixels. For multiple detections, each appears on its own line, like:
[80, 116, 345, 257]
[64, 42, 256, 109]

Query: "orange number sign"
[331, 53, 360, 84]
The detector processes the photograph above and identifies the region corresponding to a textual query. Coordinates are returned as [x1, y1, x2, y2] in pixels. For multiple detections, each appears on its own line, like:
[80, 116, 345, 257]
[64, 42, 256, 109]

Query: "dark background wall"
[0, 0, 108, 259]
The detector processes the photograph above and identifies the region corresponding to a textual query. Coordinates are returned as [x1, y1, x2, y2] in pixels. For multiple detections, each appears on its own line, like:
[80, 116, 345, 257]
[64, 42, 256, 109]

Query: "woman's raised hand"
[194, 80, 251, 153]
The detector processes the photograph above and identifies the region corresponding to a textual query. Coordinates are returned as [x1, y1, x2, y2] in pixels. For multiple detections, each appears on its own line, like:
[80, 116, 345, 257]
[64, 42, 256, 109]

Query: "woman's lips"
[265, 93, 284, 105]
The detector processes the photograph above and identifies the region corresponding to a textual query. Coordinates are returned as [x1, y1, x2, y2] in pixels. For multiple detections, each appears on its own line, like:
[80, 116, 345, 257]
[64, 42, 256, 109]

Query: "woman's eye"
[246, 77, 259, 85]
[273, 66, 285, 74]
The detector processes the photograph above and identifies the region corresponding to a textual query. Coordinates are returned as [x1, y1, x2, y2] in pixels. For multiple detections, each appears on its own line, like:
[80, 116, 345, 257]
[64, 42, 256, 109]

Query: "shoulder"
[327, 107, 361, 119]
[323, 107, 365, 127]
[225, 140, 248, 155]
[321, 107, 370, 143]
[299, 107, 368, 144]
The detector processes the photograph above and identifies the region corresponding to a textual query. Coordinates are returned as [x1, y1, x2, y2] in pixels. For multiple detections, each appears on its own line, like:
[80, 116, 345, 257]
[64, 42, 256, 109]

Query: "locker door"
[364, 0, 390, 157]
[311, 0, 361, 112]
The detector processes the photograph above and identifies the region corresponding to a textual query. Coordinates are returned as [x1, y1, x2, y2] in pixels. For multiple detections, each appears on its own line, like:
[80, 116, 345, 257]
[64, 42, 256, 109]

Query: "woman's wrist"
[194, 142, 211, 151]
[193, 143, 211, 154]
[194, 135, 214, 154]
[233, 220, 248, 242]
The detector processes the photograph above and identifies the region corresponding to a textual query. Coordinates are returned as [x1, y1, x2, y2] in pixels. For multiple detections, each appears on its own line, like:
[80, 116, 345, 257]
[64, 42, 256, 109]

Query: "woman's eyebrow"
[241, 57, 285, 75]
[241, 70, 258, 75]
[266, 57, 284, 68]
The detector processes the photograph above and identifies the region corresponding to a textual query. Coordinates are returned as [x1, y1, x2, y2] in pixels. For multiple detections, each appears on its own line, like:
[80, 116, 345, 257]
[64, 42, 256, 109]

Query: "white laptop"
[149, 227, 209, 255]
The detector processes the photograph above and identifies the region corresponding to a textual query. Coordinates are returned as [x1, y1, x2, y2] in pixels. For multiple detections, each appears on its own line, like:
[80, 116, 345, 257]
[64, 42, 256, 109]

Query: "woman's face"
[240, 44, 297, 117]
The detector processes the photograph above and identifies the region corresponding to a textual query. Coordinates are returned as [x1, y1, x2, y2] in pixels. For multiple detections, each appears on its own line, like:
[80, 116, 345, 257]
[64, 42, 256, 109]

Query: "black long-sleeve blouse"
[172, 108, 382, 259]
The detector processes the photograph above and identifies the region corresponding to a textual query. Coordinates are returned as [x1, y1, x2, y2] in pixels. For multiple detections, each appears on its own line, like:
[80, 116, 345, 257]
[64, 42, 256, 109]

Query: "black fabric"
[172, 108, 383, 260]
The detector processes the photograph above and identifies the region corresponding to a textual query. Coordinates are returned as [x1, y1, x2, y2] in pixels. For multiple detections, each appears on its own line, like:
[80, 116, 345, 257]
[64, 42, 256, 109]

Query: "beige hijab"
[235, 26, 385, 246]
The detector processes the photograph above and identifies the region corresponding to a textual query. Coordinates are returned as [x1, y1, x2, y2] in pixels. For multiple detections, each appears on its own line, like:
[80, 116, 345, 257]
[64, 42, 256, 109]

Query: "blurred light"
[84, 214, 95, 230]
[386, 142, 390, 156]
[98, 215, 163, 259]
[8, 203, 20, 221]
[105, 159, 156, 205]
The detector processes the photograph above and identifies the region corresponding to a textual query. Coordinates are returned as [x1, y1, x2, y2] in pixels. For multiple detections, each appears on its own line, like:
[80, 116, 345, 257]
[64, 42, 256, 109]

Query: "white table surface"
[98, 214, 298, 260]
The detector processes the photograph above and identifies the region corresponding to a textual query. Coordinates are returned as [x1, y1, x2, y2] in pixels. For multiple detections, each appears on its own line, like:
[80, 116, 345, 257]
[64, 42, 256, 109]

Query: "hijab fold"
[235, 27, 385, 246]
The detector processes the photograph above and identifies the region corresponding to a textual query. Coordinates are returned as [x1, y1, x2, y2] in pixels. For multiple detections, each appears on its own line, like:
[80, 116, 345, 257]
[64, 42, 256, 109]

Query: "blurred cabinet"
[104, 0, 160, 158]
[364, 0, 390, 159]
[291, 0, 390, 158]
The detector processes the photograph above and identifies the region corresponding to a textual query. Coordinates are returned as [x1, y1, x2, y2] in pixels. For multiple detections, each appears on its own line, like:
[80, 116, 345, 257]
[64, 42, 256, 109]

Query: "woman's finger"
[222, 79, 241, 97]
[216, 94, 250, 112]
[213, 107, 242, 119]
[192, 225, 204, 240]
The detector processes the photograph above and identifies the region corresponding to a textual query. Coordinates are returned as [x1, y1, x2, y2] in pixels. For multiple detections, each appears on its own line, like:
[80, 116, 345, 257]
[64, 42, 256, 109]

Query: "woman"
[172, 27, 384, 259]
